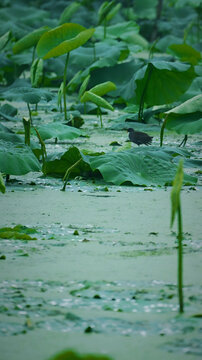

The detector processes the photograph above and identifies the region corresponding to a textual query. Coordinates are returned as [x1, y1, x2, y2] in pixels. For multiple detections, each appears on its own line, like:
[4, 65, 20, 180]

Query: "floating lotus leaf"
[49, 349, 112, 360]
[89, 147, 197, 186]
[35, 123, 82, 141]
[165, 94, 202, 134]
[36, 23, 95, 59]
[3, 87, 53, 104]
[0, 140, 41, 175]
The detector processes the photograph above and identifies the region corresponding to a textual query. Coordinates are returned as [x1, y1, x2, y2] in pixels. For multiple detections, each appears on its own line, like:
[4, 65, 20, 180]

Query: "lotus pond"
[0, 0, 202, 359]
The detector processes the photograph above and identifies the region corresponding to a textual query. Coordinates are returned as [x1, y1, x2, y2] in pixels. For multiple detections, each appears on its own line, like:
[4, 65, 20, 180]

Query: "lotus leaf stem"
[61, 158, 82, 191]
[63, 52, 70, 120]
[177, 203, 184, 313]
[138, 64, 153, 122]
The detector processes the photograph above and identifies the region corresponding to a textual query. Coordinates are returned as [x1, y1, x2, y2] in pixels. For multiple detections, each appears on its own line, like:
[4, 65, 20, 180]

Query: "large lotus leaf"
[134, 0, 158, 19]
[168, 44, 201, 66]
[81, 91, 114, 111]
[3, 87, 53, 104]
[89, 148, 197, 186]
[94, 21, 139, 41]
[155, 35, 182, 52]
[165, 94, 202, 134]
[0, 140, 41, 175]
[34, 123, 82, 141]
[0, 5, 49, 27]
[13, 26, 50, 54]
[69, 41, 129, 70]
[45, 146, 91, 177]
[36, 23, 95, 59]
[175, 0, 201, 7]
[90, 81, 116, 96]
[134, 60, 196, 106]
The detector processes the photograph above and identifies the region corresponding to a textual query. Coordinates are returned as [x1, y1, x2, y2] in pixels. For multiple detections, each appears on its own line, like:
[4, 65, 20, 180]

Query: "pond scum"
[0, 0, 202, 359]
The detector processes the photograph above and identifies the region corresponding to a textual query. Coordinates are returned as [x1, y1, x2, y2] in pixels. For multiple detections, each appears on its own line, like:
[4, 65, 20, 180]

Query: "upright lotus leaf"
[106, 3, 122, 22]
[135, 60, 196, 106]
[0, 172, 6, 194]
[0, 140, 41, 175]
[134, 60, 196, 121]
[168, 43, 201, 65]
[0, 31, 11, 51]
[90, 81, 117, 97]
[78, 74, 91, 100]
[163, 94, 202, 135]
[59, 2, 81, 24]
[13, 26, 50, 54]
[36, 23, 94, 121]
[89, 148, 197, 186]
[81, 91, 114, 111]
[98, 1, 116, 25]
[30, 58, 43, 87]
[36, 23, 95, 59]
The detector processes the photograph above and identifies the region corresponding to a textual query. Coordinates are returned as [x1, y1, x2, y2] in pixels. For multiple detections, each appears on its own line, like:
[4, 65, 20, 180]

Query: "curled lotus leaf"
[36, 23, 95, 59]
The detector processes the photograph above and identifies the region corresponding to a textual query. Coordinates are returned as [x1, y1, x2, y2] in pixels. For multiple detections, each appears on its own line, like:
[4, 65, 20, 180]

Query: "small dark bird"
[127, 128, 153, 146]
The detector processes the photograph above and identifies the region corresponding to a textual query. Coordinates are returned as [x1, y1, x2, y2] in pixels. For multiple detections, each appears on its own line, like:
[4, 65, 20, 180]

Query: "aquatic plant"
[36, 23, 95, 120]
[80, 81, 116, 126]
[170, 159, 184, 313]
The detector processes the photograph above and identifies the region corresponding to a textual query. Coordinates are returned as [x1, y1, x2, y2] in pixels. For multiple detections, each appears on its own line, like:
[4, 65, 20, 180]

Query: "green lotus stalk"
[23, 117, 31, 146]
[63, 53, 70, 121]
[138, 64, 153, 122]
[61, 158, 82, 191]
[170, 159, 184, 313]
[33, 127, 47, 175]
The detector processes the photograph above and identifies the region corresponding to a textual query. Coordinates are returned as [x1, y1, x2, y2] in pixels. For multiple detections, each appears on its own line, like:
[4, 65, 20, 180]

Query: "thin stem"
[61, 158, 82, 191]
[27, 103, 33, 124]
[160, 114, 168, 147]
[104, 18, 107, 39]
[32, 45, 36, 64]
[98, 106, 103, 127]
[23, 117, 31, 146]
[177, 204, 184, 313]
[63, 53, 70, 121]
[138, 64, 153, 122]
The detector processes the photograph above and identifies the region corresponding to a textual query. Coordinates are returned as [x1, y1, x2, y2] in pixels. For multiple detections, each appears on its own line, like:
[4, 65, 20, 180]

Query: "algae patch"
[0, 225, 37, 240]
